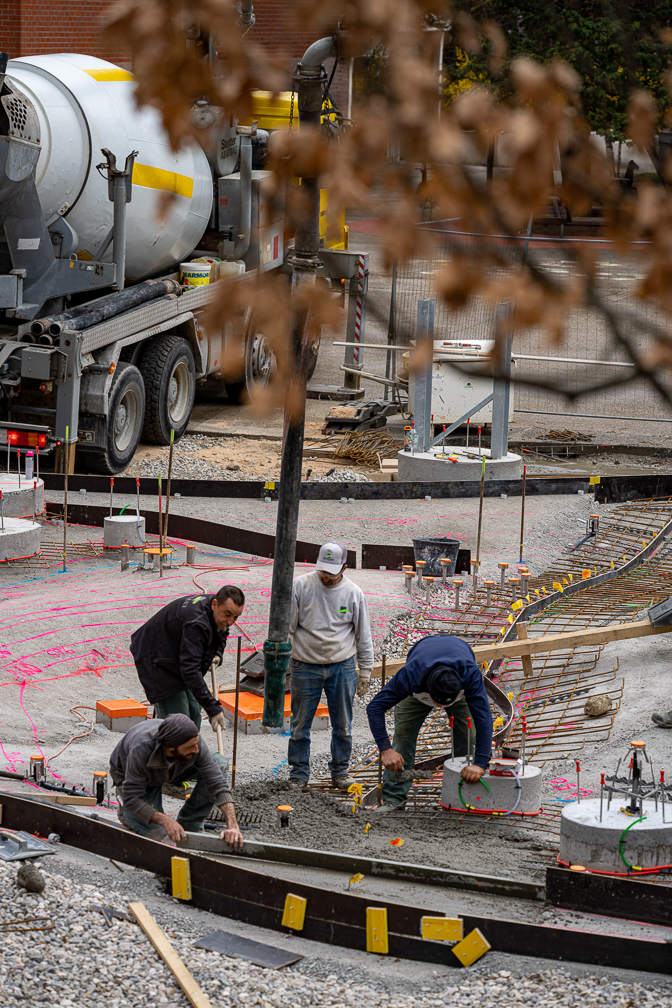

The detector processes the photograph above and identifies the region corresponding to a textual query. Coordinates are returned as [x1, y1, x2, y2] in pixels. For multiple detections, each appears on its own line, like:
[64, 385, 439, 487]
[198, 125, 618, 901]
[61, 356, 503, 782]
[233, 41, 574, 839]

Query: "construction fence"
[391, 225, 672, 426]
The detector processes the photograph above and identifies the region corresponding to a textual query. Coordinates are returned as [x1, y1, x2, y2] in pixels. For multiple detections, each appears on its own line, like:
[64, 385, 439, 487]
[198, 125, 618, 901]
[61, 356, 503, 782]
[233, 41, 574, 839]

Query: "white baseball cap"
[316, 541, 348, 575]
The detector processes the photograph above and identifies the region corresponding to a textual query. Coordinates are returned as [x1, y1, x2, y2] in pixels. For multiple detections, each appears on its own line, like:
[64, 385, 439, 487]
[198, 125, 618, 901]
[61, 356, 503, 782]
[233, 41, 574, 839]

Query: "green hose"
[118, 504, 130, 515]
[619, 814, 646, 871]
[458, 777, 491, 810]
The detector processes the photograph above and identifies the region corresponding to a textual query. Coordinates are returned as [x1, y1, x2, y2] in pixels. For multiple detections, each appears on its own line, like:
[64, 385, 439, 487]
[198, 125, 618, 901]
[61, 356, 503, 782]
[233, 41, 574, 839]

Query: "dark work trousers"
[382, 695, 472, 807]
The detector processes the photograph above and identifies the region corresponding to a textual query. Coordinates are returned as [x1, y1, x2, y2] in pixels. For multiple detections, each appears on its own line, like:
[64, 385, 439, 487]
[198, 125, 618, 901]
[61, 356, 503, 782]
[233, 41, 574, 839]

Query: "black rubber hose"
[30, 278, 181, 336]
[38, 780, 89, 796]
[0, 768, 26, 780]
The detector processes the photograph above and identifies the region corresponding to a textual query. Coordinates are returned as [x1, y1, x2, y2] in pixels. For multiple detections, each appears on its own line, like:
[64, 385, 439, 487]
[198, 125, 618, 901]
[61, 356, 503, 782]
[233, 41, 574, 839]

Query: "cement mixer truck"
[0, 50, 367, 473]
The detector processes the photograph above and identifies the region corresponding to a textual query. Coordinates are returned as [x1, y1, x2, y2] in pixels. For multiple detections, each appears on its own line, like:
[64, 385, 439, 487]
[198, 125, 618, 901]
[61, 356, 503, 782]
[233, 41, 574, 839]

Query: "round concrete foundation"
[0, 518, 41, 561]
[0, 476, 45, 517]
[559, 798, 672, 872]
[397, 446, 522, 482]
[441, 758, 542, 814]
[104, 515, 146, 549]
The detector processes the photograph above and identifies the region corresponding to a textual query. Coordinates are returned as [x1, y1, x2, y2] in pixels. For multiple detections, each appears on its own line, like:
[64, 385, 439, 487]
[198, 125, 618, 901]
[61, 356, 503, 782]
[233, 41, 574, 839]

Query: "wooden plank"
[369, 619, 672, 676]
[41, 795, 97, 806]
[471, 618, 672, 663]
[129, 902, 213, 1008]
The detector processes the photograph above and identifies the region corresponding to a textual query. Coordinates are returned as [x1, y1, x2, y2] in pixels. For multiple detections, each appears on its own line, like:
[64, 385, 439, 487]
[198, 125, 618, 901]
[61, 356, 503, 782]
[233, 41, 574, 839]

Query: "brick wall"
[0, 0, 131, 66]
[0, 1, 349, 111]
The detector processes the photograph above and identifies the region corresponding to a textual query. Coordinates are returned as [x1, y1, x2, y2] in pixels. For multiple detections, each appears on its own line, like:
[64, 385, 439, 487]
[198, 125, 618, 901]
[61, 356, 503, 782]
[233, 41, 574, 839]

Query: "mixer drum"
[6, 53, 213, 280]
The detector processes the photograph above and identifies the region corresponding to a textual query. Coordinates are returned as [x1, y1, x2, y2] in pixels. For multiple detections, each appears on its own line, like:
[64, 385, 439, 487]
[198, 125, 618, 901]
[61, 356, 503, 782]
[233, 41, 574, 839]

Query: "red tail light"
[7, 430, 47, 448]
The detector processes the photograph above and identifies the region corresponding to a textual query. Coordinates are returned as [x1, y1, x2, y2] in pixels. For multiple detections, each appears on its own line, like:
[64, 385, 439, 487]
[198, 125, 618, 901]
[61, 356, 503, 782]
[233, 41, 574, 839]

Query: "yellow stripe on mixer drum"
[84, 69, 135, 82]
[132, 163, 194, 199]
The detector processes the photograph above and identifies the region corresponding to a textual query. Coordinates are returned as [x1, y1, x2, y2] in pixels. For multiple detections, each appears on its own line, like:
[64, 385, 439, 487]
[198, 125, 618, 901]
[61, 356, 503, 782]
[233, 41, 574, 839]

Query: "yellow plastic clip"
[511, 600, 523, 611]
[349, 872, 365, 887]
[366, 907, 389, 954]
[421, 916, 463, 942]
[452, 927, 491, 966]
[589, 476, 600, 485]
[281, 893, 307, 930]
[552, 582, 563, 592]
[171, 856, 192, 901]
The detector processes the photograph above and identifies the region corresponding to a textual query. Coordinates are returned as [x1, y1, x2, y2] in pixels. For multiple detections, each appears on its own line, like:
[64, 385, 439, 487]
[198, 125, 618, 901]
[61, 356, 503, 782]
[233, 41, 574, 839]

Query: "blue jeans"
[118, 752, 229, 838]
[288, 656, 357, 783]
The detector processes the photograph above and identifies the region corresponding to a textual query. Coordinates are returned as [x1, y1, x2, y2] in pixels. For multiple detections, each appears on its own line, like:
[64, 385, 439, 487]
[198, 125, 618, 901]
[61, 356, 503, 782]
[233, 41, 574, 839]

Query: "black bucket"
[412, 537, 461, 577]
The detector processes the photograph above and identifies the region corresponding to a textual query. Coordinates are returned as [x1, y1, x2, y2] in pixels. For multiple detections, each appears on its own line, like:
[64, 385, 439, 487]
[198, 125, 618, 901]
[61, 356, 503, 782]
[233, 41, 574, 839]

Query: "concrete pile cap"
[559, 797, 672, 872]
[0, 476, 45, 517]
[0, 517, 41, 561]
[441, 758, 542, 815]
[103, 514, 146, 548]
[397, 445, 522, 482]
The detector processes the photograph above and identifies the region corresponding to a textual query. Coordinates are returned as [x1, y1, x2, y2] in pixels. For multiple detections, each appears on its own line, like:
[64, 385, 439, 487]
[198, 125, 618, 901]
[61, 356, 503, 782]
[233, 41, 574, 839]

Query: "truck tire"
[140, 335, 196, 444]
[224, 323, 319, 402]
[78, 364, 145, 474]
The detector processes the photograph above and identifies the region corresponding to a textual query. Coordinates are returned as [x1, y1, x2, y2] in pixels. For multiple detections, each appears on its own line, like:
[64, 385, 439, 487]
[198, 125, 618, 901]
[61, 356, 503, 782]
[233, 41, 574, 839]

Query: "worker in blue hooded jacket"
[366, 634, 493, 810]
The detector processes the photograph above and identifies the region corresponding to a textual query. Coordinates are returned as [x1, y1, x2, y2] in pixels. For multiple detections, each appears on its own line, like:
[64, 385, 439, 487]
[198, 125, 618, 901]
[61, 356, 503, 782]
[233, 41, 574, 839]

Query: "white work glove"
[210, 712, 226, 732]
[356, 677, 370, 698]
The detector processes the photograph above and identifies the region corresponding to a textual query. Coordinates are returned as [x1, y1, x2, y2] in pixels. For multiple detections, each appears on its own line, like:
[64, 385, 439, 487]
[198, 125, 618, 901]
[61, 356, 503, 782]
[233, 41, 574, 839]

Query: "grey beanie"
[156, 713, 199, 747]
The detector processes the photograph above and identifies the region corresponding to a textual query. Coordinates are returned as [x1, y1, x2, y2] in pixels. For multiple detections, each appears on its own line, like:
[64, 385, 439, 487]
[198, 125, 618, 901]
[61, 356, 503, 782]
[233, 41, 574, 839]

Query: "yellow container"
[180, 262, 211, 287]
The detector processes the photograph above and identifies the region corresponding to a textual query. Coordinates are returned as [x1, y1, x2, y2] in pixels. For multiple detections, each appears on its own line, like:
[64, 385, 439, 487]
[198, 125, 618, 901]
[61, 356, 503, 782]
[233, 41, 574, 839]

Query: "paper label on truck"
[17, 238, 40, 250]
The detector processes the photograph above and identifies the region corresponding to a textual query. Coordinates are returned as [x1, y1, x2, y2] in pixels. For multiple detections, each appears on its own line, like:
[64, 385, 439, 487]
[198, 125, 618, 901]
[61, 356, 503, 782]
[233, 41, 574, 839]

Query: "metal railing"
[393, 223, 672, 425]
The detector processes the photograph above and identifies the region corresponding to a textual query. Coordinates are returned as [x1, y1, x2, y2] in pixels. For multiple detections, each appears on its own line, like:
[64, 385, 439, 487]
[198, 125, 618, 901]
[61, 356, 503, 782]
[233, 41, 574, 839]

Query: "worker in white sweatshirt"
[287, 541, 374, 790]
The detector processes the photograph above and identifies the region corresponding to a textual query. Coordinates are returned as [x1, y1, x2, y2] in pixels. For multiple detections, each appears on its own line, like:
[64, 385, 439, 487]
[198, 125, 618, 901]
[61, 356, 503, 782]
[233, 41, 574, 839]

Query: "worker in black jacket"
[130, 586, 245, 733]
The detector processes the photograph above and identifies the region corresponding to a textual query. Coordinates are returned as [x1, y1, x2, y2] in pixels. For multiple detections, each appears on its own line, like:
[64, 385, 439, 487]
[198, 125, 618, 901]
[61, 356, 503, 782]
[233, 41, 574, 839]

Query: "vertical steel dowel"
[377, 655, 387, 805]
[232, 637, 242, 787]
[62, 426, 69, 572]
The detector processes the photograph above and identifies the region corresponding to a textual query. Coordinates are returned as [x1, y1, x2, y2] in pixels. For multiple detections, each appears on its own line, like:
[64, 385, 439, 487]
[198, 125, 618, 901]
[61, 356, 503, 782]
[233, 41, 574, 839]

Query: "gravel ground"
[119, 434, 375, 483]
[2, 856, 671, 1008]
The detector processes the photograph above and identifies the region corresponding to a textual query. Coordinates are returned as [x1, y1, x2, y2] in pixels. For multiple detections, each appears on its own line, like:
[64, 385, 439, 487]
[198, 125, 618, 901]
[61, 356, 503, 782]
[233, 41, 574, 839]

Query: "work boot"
[332, 774, 356, 791]
[368, 802, 400, 815]
[288, 778, 308, 790]
[652, 710, 672, 728]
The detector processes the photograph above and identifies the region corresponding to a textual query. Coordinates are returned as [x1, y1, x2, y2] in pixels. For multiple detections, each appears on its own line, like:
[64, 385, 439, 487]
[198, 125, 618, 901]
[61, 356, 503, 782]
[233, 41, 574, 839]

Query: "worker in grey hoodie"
[288, 541, 374, 790]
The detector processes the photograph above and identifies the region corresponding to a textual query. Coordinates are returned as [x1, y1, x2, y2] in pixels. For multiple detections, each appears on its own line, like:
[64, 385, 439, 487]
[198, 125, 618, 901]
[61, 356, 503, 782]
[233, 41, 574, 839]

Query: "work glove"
[210, 712, 226, 732]
[356, 677, 370, 698]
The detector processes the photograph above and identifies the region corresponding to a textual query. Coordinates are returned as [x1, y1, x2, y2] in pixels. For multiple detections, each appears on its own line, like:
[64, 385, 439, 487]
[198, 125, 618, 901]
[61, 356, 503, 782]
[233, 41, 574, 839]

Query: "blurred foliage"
[446, 1, 672, 142]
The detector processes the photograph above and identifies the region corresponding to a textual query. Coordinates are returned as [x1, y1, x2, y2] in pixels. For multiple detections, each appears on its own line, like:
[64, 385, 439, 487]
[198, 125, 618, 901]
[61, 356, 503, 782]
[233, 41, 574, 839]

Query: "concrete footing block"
[559, 798, 672, 871]
[0, 477, 45, 517]
[441, 758, 542, 814]
[0, 518, 41, 561]
[104, 515, 146, 549]
[398, 446, 522, 482]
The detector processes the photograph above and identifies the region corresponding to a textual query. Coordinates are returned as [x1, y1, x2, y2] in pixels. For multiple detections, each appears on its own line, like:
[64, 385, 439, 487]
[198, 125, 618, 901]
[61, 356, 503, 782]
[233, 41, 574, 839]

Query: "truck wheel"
[140, 335, 196, 444]
[78, 364, 145, 474]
